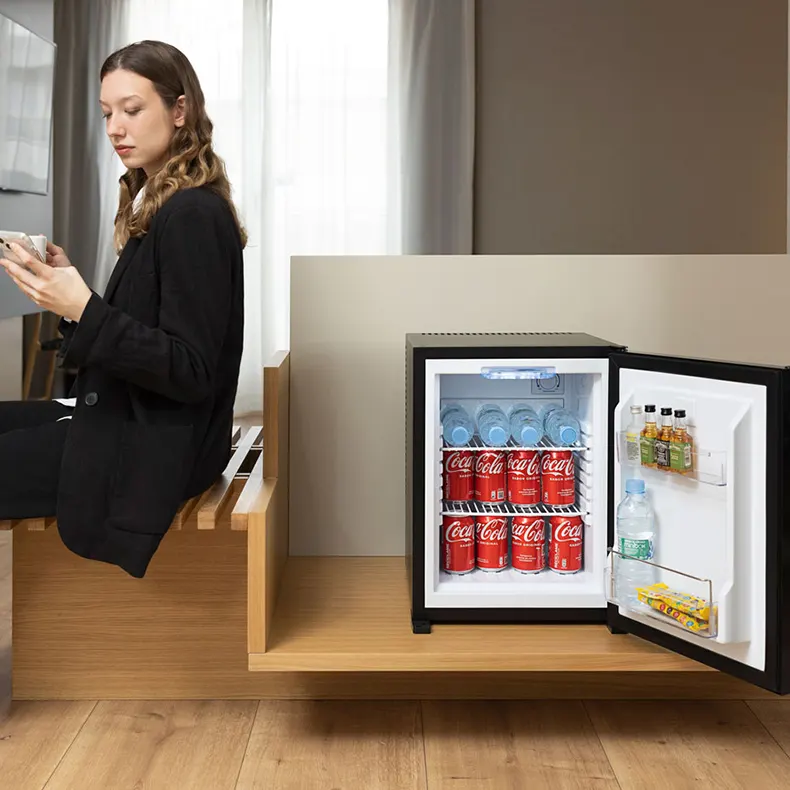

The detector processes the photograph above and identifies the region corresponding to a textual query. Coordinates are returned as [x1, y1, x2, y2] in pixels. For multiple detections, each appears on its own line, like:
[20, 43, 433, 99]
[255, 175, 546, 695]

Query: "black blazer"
[55, 186, 245, 578]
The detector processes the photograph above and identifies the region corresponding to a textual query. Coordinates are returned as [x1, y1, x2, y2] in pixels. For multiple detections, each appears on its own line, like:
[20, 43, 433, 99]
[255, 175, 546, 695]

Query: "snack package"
[640, 581, 712, 623]
[636, 589, 710, 634]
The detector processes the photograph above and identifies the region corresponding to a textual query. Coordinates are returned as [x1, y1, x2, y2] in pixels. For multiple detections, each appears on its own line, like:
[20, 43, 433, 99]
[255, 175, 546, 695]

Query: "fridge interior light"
[480, 366, 557, 380]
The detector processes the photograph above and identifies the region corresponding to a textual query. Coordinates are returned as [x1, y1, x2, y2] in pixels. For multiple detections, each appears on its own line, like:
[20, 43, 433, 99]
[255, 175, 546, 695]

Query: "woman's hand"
[1, 242, 92, 322]
[46, 241, 72, 268]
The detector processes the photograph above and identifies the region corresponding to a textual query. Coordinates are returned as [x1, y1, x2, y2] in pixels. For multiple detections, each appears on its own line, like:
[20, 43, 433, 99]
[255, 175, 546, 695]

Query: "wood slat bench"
[0, 424, 264, 534]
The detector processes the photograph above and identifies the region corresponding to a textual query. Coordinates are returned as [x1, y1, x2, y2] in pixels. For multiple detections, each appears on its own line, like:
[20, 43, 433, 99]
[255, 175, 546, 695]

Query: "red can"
[442, 515, 475, 574]
[548, 515, 583, 574]
[443, 449, 474, 501]
[507, 449, 541, 505]
[511, 516, 546, 574]
[474, 450, 506, 503]
[541, 450, 576, 505]
[475, 515, 509, 572]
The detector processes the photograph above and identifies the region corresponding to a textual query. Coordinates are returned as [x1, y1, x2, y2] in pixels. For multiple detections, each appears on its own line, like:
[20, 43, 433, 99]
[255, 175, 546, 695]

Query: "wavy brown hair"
[101, 40, 247, 252]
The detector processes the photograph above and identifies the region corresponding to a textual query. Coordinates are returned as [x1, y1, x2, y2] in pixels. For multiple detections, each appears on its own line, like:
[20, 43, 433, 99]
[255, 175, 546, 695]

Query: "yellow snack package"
[641, 582, 711, 622]
[636, 589, 710, 634]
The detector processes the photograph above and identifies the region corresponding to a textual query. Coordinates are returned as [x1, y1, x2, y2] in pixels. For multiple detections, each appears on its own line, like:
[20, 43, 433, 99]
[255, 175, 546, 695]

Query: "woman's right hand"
[46, 241, 73, 268]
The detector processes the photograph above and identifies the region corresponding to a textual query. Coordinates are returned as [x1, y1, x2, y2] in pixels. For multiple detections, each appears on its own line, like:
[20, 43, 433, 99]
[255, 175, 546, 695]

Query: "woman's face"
[100, 69, 186, 177]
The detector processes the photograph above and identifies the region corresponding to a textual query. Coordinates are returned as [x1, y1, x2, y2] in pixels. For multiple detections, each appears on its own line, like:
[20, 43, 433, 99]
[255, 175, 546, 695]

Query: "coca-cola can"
[548, 515, 583, 574]
[541, 450, 576, 505]
[443, 449, 474, 501]
[507, 449, 541, 505]
[474, 450, 506, 503]
[511, 515, 546, 574]
[475, 515, 509, 572]
[442, 515, 475, 574]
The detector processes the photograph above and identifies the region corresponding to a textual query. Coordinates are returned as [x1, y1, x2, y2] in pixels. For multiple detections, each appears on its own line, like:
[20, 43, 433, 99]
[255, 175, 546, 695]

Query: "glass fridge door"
[607, 352, 789, 693]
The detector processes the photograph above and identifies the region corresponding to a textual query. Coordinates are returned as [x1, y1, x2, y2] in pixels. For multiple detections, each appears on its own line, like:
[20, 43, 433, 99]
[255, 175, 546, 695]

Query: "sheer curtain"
[267, 0, 390, 358]
[125, 0, 390, 413]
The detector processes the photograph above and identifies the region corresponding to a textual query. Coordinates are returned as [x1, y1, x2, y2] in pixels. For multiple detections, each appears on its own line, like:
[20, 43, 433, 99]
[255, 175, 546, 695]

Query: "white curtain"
[266, 0, 390, 359]
[126, 0, 390, 414]
[387, 0, 475, 254]
[126, 0, 265, 414]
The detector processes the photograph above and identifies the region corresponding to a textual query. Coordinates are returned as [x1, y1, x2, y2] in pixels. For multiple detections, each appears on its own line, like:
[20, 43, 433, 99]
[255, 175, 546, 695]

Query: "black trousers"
[0, 400, 73, 519]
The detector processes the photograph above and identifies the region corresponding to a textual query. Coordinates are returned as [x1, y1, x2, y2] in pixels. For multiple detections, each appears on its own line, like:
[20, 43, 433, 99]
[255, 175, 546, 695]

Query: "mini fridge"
[405, 332, 790, 693]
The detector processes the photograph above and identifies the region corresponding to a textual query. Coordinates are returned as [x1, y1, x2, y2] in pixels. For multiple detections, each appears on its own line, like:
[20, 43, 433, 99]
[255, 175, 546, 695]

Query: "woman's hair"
[100, 40, 247, 251]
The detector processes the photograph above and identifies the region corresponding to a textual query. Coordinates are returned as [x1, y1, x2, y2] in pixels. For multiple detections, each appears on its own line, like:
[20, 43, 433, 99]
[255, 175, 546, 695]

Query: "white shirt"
[54, 186, 147, 415]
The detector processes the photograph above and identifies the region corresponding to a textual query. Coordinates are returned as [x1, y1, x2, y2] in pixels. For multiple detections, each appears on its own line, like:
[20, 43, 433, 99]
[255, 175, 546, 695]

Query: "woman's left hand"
[1, 242, 93, 322]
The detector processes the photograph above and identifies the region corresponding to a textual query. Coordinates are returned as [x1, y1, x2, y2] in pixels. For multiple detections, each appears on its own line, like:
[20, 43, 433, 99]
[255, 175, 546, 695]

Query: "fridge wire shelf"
[605, 550, 718, 638]
[442, 500, 586, 517]
[442, 436, 589, 453]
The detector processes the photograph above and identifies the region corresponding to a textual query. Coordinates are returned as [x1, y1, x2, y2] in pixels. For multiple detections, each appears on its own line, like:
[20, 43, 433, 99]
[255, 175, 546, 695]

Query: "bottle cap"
[559, 425, 578, 445]
[488, 426, 508, 446]
[644, 404, 656, 412]
[520, 425, 540, 446]
[660, 407, 672, 415]
[630, 405, 643, 413]
[451, 426, 471, 446]
[674, 409, 686, 418]
[625, 478, 646, 494]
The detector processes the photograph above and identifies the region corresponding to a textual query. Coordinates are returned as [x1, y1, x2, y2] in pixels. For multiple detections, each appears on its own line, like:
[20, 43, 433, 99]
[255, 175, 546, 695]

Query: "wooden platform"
[249, 556, 705, 673]
[0, 424, 263, 533]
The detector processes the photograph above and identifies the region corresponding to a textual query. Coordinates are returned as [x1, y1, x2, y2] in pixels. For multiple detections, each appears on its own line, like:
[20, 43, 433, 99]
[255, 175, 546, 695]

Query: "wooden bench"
[1, 400, 270, 718]
[0, 424, 264, 534]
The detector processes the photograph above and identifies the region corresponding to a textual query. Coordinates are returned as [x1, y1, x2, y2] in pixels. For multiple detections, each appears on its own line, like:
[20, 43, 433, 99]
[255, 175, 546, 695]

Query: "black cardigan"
[55, 186, 245, 577]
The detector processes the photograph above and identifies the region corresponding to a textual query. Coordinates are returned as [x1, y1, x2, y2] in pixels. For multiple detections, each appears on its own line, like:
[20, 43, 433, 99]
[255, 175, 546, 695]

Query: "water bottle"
[540, 404, 581, 446]
[508, 404, 543, 447]
[475, 403, 509, 447]
[615, 479, 656, 609]
[440, 403, 473, 447]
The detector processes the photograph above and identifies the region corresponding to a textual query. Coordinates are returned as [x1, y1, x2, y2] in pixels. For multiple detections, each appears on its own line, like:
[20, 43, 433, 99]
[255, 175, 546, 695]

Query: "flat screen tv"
[0, 12, 56, 195]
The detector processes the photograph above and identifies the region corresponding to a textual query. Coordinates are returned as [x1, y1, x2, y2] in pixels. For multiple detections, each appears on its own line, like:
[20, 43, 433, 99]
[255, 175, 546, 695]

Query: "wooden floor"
[3, 699, 790, 789]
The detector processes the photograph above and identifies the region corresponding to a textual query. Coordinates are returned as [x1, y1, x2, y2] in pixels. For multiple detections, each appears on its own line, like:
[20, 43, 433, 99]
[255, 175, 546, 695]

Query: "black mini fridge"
[405, 332, 790, 693]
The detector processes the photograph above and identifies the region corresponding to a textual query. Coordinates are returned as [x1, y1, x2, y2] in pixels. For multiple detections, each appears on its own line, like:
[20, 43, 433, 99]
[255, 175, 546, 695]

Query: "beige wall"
[474, 0, 788, 254]
[0, 317, 22, 400]
[289, 254, 790, 557]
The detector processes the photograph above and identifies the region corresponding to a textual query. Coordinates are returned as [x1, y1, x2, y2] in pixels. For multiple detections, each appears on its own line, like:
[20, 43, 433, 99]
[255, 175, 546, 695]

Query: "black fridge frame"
[406, 335, 622, 632]
[607, 352, 790, 694]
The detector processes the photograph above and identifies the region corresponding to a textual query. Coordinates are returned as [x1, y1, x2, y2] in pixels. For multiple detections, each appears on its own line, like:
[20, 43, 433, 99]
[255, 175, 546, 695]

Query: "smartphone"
[0, 231, 45, 270]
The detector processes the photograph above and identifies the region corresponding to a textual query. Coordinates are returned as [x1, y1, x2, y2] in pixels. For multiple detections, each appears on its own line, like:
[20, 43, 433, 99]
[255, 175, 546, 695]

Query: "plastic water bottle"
[540, 404, 581, 446]
[615, 479, 656, 609]
[440, 403, 473, 447]
[475, 403, 509, 446]
[508, 404, 543, 447]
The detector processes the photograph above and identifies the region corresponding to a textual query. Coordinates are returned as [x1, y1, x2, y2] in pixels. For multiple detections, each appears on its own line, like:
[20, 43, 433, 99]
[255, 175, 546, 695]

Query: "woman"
[0, 41, 245, 578]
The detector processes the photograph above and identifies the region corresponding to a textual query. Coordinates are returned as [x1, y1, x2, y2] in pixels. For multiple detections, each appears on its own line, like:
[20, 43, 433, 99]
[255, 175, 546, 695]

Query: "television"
[0, 12, 56, 195]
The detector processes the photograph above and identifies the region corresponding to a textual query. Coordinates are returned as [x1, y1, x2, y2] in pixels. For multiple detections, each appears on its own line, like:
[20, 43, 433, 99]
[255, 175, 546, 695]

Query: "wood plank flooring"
[3, 699, 790, 789]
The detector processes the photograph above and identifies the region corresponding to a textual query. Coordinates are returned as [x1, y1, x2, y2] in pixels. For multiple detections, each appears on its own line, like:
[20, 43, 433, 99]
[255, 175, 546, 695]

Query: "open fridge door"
[607, 352, 790, 693]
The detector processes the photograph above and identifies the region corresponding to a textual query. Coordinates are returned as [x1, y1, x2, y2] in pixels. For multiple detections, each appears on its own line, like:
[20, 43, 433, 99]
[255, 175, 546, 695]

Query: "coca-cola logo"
[552, 519, 582, 542]
[477, 518, 508, 541]
[446, 452, 474, 473]
[512, 518, 545, 544]
[444, 520, 474, 542]
[541, 454, 575, 477]
[508, 452, 541, 476]
[477, 451, 505, 476]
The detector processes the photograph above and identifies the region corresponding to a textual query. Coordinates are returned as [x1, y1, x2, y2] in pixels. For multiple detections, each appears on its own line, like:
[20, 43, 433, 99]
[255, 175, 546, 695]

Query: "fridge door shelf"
[605, 550, 718, 639]
[615, 431, 727, 487]
[443, 436, 590, 453]
[442, 500, 587, 518]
